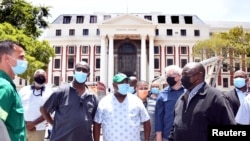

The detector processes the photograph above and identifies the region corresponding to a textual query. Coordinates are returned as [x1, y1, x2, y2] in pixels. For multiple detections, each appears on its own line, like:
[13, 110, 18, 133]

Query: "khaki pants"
[27, 129, 45, 141]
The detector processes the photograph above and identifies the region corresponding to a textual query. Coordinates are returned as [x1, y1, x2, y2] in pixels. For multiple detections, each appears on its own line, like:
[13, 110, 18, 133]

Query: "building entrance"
[117, 43, 137, 77]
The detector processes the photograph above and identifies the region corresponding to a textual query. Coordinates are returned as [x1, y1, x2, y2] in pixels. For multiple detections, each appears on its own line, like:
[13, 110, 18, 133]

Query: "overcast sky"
[28, 0, 250, 23]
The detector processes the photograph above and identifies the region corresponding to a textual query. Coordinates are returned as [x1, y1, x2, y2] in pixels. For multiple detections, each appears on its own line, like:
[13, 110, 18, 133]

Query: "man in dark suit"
[225, 70, 249, 116]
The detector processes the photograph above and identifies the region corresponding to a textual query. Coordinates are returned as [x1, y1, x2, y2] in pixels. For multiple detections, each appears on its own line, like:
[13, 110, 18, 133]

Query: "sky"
[27, 0, 250, 23]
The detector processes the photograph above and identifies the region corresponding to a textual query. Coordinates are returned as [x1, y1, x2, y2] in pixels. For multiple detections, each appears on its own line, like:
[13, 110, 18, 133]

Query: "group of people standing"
[0, 39, 250, 141]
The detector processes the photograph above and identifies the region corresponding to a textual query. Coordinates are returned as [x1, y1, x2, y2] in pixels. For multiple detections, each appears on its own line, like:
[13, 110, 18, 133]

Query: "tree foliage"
[0, 22, 55, 80]
[193, 26, 250, 70]
[0, 0, 54, 81]
[0, 0, 51, 38]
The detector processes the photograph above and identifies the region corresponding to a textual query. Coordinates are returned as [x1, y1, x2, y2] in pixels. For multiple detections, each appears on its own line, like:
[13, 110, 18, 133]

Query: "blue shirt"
[155, 86, 184, 139]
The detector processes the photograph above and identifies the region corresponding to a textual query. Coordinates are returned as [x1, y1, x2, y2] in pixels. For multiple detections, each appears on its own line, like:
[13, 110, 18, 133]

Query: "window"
[69, 29, 75, 36]
[96, 29, 100, 35]
[54, 46, 61, 54]
[155, 29, 159, 36]
[68, 46, 75, 54]
[25, 80, 28, 85]
[154, 58, 159, 69]
[67, 76, 73, 82]
[63, 16, 71, 24]
[144, 15, 152, 21]
[56, 29, 61, 36]
[96, 46, 101, 54]
[104, 15, 111, 20]
[157, 15, 165, 23]
[96, 58, 100, 69]
[154, 46, 159, 54]
[19, 78, 22, 85]
[180, 59, 187, 68]
[222, 63, 228, 72]
[171, 16, 179, 24]
[223, 78, 229, 88]
[67, 57, 74, 69]
[53, 76, 60, 86]
[194, 30, 200, 36]
[95, 76, 100, 82]
[83, 29, 89, 36]
[76, 16, 84, 23]
[82, 46, 88, 54]
[167, 29, 173, 36]
[180, 29, 186, 36]
[90, 15, 97, 23]
[82, 58, 88, 63]
[167, 59, 173, 66]
[184, 16, 193, 24]
[54, 59, 60, 69]
[180, 46, 187, 54]
[167, 46, 173, 54]
[235, 63, 240, 71]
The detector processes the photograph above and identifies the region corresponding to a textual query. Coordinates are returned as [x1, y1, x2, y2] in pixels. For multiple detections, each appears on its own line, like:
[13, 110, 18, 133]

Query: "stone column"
[140, 35, 146, 81]
[108, 35, 114, 90]
[100, 36, 107, 84]
[149, 35, 155, 82]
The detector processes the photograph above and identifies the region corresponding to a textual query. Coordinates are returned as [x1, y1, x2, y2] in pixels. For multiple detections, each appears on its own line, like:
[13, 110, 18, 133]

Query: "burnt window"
[157, 15, 165, 23]
[184, 16, 193, 24]
[144, 15, 152, 21]
[171, 16, 179, 24]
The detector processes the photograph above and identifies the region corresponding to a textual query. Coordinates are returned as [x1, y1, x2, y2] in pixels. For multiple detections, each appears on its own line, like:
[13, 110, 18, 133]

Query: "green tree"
[0, 0, 51, 38]
[193, 26, 250, 66]
[0, 22, 55, 80]
[193, 26, 250, 84]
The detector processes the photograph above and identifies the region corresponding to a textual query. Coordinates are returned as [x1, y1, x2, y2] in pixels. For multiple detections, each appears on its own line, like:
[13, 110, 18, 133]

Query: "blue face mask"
[234, 77, 246, 88]
[151, 87, 159, 94]
[74, 71, 88, 83]
[127, 86, 135, 93]
[117, 83, 129, 95]
[10, 59, 28, 75]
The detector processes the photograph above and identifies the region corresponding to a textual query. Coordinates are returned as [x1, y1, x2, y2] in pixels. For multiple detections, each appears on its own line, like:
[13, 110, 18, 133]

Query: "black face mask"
[181, 76, 192, 90]
[34, 75, 46, 84]
[167, 77, 177, 87]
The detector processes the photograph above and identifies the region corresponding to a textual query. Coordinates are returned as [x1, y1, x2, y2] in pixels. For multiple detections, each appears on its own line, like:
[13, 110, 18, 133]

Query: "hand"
[26, 121, 36, 131]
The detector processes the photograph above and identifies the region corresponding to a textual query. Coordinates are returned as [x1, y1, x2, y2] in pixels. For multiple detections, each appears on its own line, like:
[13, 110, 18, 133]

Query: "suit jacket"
[225, 89, 240, 116]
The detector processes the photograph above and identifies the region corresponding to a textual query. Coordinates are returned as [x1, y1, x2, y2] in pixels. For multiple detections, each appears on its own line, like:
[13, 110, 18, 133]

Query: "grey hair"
[34, 69, 46, 76]
[165, 65, 182, 75]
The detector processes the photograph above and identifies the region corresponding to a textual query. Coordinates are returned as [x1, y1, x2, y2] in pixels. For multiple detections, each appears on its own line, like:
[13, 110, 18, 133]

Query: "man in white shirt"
[93, 73, 151, 141]
[19, 69, 53, 141]
[235, 93, 250, 124]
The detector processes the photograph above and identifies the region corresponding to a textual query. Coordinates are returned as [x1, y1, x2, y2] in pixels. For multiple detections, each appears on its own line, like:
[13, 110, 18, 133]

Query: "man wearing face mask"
[128, 76, 138, 94]
[155, 65, 184, 141]
[0, 40, 28, 141]
[93, 73, 151, 141]
[19, 69, 53, 141]
[168, 62, 236, 141]
[225, 70, 249, 116]
[40, 61, 98, 141]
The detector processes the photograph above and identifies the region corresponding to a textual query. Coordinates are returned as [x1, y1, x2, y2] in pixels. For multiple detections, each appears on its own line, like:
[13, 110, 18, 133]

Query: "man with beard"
[19, 69, 53, 141]
[155, 65, 184, 141]
[169, 62, 236, 141]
